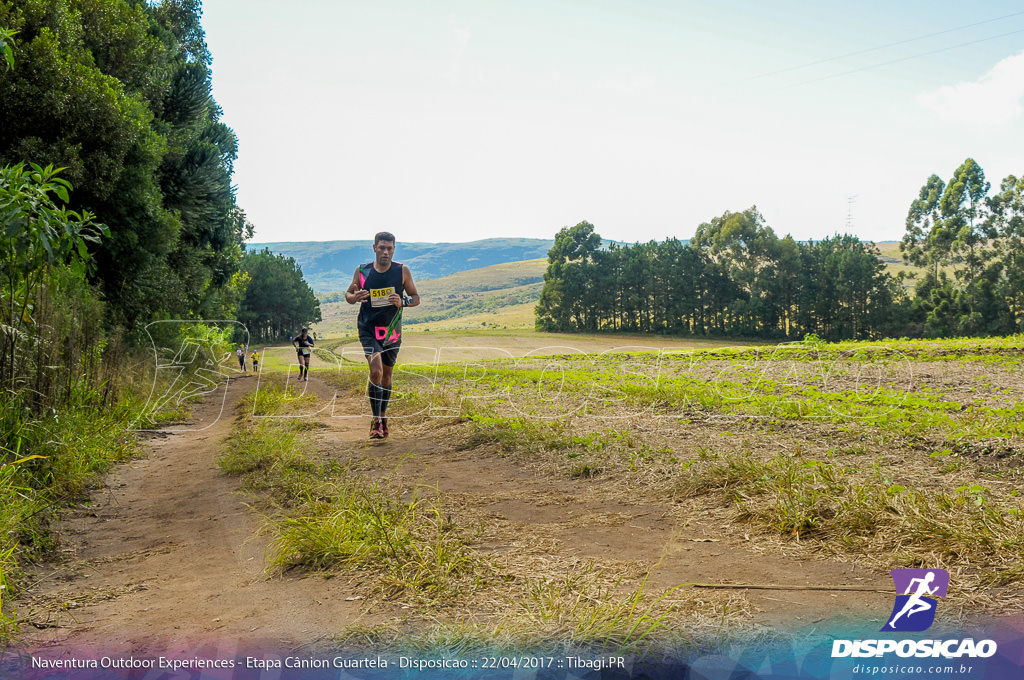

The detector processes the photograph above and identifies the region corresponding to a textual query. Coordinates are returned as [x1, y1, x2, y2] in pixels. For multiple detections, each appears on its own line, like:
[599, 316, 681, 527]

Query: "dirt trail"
[17, 373, 893, 657]
[19, 375, 369, 657]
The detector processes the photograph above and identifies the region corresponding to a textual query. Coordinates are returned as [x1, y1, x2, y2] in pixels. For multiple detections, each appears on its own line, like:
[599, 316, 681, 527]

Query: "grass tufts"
[270, 484, 476, 601]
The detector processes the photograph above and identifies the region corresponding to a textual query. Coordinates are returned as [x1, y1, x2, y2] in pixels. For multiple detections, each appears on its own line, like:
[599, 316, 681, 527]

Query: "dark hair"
[374, 231, 396, 245]
[301, 327, 308, 333]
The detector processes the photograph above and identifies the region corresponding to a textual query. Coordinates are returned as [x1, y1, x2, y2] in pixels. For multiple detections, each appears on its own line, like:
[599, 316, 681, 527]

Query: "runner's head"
[373, 232, 396, 267]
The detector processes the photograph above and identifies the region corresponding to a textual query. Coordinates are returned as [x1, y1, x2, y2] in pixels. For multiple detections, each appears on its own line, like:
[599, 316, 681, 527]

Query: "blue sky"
[203, 1, 1024, 245]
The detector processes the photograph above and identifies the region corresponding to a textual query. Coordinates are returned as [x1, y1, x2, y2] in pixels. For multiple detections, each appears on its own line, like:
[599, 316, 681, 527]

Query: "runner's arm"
[345, 269, 370, 304]
[401, 265, 420, 307]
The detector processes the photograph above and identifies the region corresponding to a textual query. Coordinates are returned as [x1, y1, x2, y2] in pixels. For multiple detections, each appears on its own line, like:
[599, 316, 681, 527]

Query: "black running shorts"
[358, 328, 400, 367]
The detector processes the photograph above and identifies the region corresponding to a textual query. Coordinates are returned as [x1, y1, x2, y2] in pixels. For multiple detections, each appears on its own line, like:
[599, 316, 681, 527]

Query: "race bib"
[370, 286, 395, 307]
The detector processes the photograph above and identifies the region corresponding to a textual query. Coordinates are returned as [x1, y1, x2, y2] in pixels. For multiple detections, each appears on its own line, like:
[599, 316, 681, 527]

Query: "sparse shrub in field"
[676, 450, 767, 496]
[222, 387, 481, 602]
[238, 382, 318, 417]
[462, 413, 571, 452]
[341, 565, 690, 657]
[218, 390, 327, 504]
[569, 462, 602, 479]
[0, 384, 141, 641]
[678, 447, 1024, 585]
[512, 568, 679, 655]
[270, 484, 475, 600]
[218, 422, 302, 476]
[0, 453, 42, 639]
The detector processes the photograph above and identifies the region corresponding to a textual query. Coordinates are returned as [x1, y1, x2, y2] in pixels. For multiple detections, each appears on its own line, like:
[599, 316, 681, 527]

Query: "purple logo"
[881, 568, 949, 632]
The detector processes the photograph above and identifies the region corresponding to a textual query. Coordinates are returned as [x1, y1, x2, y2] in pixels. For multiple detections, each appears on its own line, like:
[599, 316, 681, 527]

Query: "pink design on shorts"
[375, 326, 400, 343]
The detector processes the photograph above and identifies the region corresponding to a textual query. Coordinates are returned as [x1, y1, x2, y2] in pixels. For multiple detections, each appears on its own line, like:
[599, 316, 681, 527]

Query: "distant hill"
[316, 258, 549, 334]
[246, 237, 555, 291]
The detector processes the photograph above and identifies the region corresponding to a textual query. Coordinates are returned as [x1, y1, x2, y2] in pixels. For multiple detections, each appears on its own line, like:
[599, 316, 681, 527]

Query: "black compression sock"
[381, 384, 392, 417]
[368, 381, 383, 419]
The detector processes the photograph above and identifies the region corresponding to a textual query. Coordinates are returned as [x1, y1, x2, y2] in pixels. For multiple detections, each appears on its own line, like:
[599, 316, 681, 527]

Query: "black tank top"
[356, 261, 405, 339]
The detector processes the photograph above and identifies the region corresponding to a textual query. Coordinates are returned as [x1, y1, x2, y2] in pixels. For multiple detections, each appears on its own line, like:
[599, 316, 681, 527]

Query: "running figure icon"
[888, 572, 938, 628]
[881, 568, 949, 632]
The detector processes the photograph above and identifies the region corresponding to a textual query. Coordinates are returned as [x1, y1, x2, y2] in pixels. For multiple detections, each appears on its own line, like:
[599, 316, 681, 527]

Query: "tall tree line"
[536, 212, 900, 341]
[0, 0, 251, 328]
[901, 158, 1024, 337]
[236, 249, 322, 343]
[538, 159, 1024, 341]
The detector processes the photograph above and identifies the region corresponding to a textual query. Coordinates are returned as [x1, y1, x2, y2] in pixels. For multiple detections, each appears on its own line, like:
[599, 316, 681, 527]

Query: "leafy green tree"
[535, 221, 602, 332]
[773, 235, 802, 337]
[941, 159, 997, 332]
[691, 207, 781, 336]
[942, 159, 992, 278]
[901, 174, 947, 280]
[0, 0, 248, 327]
[0, 25, 15, 68]
[901, 159, 1024, 337]
[0, 162, 108, 393]
[654, 238, 694, 334]
[236, 249, 321, 343]
[797, 236, 895, 340]
[989, 174, 1024, 331]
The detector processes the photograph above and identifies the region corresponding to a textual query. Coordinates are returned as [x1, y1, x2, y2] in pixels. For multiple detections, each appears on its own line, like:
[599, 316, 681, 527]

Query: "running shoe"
[370, 419, 384, 439]
[381, 418, 389, 439]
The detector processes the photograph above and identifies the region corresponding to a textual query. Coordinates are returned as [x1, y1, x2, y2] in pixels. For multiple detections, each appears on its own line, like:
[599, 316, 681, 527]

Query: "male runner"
[345, 232, 420, 439]
[291, 328, 315, 381]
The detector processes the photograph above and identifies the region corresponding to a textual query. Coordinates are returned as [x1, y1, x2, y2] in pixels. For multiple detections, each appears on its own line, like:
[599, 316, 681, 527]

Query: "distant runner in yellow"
[345, 232, 420, 439]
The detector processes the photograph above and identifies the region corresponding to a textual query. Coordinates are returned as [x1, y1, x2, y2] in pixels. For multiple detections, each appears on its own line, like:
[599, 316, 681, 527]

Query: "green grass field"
[221, 332, 1024, 656]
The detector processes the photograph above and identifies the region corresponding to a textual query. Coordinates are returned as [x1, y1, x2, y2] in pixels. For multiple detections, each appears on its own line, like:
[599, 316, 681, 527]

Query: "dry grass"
[354, 337, 1024, 608]
[221, 382, 754, 653]
[223, 336, 1024, 653]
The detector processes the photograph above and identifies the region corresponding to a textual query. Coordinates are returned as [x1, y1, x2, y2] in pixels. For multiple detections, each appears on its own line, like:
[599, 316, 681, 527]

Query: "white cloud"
[917, 50, 1024, 128]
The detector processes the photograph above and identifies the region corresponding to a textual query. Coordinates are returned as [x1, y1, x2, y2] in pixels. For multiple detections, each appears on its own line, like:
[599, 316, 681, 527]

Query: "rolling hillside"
[246, 238, 555, 292]
[317, 258, 549, 334]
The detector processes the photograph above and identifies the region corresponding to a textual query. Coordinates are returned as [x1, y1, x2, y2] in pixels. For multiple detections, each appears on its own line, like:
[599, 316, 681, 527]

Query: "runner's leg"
[367, 352, 385, 436]
[380, 362, 394, 437]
